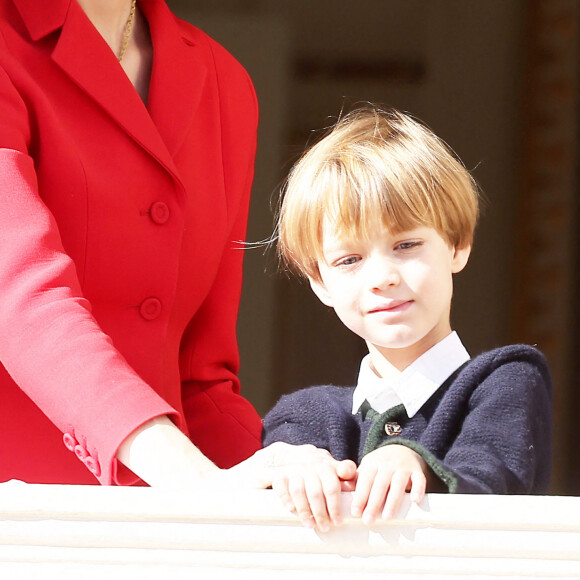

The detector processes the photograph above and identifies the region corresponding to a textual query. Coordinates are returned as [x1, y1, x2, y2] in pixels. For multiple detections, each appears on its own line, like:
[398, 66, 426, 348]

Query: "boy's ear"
[451, 245, 471, 274]
[308, 276, 334, 308]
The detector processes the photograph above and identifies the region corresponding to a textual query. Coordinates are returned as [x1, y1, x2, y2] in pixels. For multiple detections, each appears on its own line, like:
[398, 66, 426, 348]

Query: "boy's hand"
[351, 444, 427, 524]
[265, 442, 357, 532]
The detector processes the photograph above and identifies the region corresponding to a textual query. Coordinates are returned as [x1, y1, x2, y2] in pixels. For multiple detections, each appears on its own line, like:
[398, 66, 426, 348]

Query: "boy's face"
[309, 223, 471, 371]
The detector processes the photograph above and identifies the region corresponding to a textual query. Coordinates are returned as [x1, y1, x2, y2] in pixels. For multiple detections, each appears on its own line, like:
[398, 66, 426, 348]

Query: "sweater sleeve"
[376, 346, 553, 494]
[263, 386, 361, 462]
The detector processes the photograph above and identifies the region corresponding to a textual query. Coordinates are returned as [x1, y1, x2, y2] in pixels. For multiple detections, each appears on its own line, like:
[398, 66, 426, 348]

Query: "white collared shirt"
[352, 332, 470, 417]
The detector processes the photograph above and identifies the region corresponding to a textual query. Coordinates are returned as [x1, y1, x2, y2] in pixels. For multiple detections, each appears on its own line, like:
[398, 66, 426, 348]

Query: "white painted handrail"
[0, 481, 578, 579]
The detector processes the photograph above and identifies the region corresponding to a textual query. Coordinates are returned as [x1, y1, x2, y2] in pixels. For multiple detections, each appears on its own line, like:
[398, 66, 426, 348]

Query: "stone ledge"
[0, 482, 578, 579]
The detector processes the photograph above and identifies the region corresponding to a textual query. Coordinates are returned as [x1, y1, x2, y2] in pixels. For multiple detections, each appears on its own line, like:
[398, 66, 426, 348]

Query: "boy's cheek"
[308, 276, 336, 308]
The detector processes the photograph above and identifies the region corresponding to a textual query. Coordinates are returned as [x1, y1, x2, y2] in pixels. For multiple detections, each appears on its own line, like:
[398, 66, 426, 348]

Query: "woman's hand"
[116, 422, 354, 510]
[116, 416, 221, 488]
[116, 417, 281, 491]
[351, 444, 427, 524]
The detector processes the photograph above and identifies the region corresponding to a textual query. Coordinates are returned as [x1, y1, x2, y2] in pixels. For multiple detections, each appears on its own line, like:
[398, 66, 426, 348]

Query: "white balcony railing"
[0, 481, 579, 579]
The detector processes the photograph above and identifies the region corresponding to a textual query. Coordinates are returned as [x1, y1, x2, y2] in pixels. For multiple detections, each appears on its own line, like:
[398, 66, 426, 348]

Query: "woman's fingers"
[350, 465, 376, 519]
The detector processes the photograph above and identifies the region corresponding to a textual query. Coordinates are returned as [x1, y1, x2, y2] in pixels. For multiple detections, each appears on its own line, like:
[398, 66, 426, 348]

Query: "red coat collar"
[12, 0, 207, 187]
[13, 0, 72, 41]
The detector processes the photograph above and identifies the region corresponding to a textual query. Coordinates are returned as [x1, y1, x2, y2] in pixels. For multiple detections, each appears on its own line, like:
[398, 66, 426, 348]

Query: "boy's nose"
[367, 256, 400, 290]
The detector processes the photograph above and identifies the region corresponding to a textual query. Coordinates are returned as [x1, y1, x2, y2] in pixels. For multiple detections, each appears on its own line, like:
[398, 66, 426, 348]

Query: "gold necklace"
[118, 0, 137, 62]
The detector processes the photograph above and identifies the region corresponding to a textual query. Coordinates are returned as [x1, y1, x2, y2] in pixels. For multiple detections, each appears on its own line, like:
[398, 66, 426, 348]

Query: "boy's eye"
[335, 255, 360, 267]
[396, 240, 422, 251]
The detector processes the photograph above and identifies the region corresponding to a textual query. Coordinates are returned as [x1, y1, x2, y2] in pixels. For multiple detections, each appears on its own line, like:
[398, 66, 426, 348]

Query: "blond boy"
[263, 108, 552, 531]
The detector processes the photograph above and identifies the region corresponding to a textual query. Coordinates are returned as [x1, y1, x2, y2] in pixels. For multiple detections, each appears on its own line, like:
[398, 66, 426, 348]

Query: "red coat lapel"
[141, 0, 207, 158]
[13, 0, 206, 184]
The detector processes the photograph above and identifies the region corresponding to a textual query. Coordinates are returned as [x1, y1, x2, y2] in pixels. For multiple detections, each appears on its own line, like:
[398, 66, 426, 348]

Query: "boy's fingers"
[340, 479, 357, 492]
[338, 459, 358, 492]
[270, 456, 352, 532]
[362, 471, 392, 525]
[302, 473, 332, 532]
[272, 474, 297, 514]
[319, 463, 344, 526]
[382, 471, 409, 520]
[273, 472, 332, 532]
[410, 470, 427, 503]
[336, 459, 357, 481]
[287, 475, 318, 529]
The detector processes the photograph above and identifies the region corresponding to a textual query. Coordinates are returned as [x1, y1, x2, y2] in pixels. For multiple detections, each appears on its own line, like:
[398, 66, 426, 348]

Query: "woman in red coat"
[0, 0, 265, 486]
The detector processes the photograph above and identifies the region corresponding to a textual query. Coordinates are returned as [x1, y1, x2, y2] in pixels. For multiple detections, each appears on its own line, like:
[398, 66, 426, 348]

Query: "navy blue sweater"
[263, 345, 552, 494]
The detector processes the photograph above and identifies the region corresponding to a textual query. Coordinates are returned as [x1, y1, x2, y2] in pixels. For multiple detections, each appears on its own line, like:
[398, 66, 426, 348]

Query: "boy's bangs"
[277, 107, 479, 280]
[320, 159, 433, 244]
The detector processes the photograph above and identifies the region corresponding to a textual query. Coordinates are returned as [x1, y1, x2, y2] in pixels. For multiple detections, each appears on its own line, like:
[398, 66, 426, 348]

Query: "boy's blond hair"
[277, 107, 479, 281]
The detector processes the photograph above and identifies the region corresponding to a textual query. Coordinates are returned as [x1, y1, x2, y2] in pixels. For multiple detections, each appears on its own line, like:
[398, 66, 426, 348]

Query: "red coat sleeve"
[0, 30, 180, 485]
[0, 150, 179, 484]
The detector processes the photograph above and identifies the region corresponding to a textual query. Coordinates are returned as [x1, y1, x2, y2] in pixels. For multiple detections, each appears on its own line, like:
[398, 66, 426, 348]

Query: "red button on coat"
[74, 444, 88, 461]
[85, 456, 101, 478]
[62, 432, 77, 451]
[139, 297, 162, 320]
[149, 201, 170, 224]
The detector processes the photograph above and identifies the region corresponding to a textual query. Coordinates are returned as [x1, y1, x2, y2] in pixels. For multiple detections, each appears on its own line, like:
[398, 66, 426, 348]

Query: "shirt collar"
[352, 332, 470, 417]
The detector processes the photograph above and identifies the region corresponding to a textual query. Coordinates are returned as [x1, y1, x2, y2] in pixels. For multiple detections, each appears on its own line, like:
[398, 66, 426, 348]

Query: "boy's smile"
[368, 299, 413, 315]
[310, 224, 471, 372]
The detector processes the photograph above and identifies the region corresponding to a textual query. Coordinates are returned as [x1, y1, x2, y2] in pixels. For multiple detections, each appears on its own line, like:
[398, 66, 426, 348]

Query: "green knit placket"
[361, 403, 458, 493]
[362, 404, 406, 456]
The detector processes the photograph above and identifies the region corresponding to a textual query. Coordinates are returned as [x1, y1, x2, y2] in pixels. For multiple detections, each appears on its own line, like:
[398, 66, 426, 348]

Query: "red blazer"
[0, 0, 262, 485]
